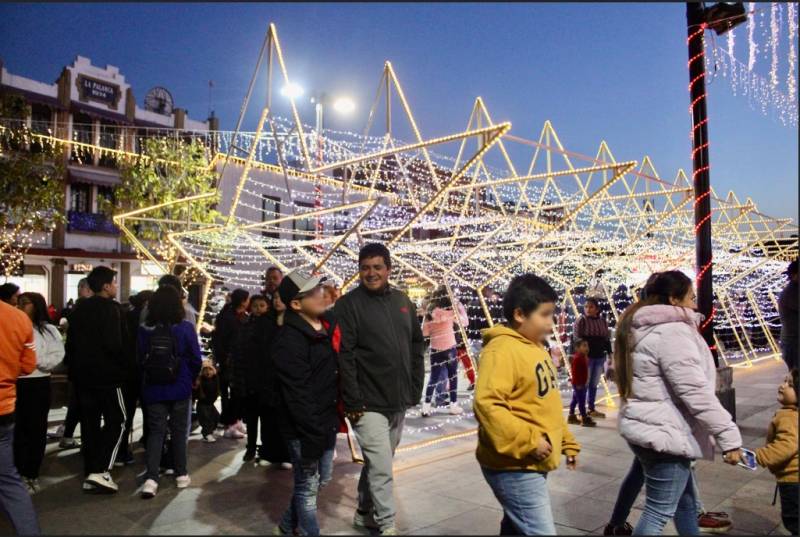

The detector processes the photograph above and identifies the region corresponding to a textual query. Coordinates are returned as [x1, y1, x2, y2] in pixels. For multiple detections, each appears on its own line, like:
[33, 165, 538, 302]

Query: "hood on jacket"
[483, 324, 541, 348]
[632, 305, 704, 329]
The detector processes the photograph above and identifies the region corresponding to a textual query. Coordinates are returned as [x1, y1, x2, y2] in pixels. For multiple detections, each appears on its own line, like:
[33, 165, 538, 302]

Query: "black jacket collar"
[283, 309, 333, 340]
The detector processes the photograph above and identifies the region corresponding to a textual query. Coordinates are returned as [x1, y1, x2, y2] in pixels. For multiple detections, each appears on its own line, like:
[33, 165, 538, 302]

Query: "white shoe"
[176, 475, 191, 489]
[449, 403, 464, 415]
[84, 472, 118, 493]
[141, 479, 158, 499]
[333, 448, 338, 461]
[235, 421, 247, 434]
[279, 462, 292, 470]
[202, 434, 217, 443]
[223, 427, 244, 439]
[421, 402, 432, 417]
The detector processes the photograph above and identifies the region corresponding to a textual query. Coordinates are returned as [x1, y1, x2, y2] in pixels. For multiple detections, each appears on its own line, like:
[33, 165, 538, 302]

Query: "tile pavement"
[0, 358, 792, 535]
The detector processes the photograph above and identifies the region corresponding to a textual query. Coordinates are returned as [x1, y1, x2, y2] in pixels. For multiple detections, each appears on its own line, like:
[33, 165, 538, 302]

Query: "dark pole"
[686, 2, 718, 368]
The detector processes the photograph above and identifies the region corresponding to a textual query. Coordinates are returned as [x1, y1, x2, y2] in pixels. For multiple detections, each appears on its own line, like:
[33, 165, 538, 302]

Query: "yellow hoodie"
[474, 325, 580, 472]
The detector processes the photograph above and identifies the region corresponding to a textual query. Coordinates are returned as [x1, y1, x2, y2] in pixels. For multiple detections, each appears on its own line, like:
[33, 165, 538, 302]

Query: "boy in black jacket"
[272, 268, 340, 536]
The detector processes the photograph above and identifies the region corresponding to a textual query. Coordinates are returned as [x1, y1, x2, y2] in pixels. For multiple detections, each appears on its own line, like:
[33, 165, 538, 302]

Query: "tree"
[102, 136, 220, 271]
[0, 94, 65, 276]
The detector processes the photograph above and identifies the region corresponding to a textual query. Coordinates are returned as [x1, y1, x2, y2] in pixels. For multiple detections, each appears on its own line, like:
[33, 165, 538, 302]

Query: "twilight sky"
[1, 2, 797, 221]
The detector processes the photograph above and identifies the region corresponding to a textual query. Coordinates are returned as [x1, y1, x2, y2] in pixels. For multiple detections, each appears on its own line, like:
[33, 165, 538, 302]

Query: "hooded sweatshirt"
[618, 305, 741, 460]
[474, 325, 580, 472]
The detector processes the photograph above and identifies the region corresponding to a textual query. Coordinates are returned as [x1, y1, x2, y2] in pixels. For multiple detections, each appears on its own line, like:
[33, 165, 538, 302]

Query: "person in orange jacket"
[0, 299, 40, 534]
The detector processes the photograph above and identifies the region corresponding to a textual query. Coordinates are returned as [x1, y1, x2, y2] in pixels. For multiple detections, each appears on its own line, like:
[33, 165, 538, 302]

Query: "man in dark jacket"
[272, 267, 339, 536]
[64, 266, 132, 493]
[334, 243, 425, 535]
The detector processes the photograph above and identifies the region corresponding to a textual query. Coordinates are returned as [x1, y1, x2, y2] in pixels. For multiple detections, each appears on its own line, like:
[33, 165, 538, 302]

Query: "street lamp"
[280, 82, 304, 100]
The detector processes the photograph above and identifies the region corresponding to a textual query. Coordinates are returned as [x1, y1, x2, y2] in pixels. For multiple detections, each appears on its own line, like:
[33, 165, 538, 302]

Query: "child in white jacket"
[16, 292, 65, 493]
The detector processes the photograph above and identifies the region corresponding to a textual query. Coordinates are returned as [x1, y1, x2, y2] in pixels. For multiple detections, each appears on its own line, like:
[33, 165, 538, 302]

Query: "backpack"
[143, 324, 181, 385]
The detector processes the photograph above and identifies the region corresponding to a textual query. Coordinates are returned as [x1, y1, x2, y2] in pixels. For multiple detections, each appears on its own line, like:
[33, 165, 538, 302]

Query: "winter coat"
[423, 305, 468, 352]
[334, 284, 425, 413]
[21, 324, 64, 378]
[474, 324, 580, 472]
[240, 313, 282, 403]
[137, 321, 202, 404]
[755, 406, 798, 483]
[0, 301, 37, 416]
[211, 305, 246, 377]
[65, 295, 134, 389]
[618, 305, 742, 460]
[272, 310, 340, 460]
[570, 352, 589, 387]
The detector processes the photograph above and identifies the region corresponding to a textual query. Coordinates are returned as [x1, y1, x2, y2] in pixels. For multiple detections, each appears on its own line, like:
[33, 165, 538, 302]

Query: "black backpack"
[143, 324, 181, 385]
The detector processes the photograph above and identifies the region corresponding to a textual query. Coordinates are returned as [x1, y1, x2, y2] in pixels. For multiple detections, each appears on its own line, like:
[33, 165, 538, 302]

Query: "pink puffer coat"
[618, 305, 741, 460]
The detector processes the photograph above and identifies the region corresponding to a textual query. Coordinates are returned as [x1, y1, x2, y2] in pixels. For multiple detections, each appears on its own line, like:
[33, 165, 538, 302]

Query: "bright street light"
[332, 96, 356, 115]
[280, 82, 304, 99]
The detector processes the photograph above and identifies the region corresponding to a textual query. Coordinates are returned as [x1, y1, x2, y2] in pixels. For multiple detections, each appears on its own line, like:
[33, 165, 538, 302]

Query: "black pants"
[244, 393, 268, 452]
[118, 380, 140, 457]
[196, 401, 219, 437]
[779, 482, 798, 535]
[13, 376, 51, 479]
[63, 381, 80, 438]
[75, 385, 126, 477]
[259, 405, 290, 463]
[218, 367, 232, 426]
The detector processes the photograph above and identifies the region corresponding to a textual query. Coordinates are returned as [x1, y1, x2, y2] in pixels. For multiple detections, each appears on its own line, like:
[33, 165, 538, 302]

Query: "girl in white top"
[16, 292, 65, 493]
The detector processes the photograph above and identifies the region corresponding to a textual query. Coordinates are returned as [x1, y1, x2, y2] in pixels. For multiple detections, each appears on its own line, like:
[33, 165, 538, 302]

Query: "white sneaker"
[82, 482, 96, 492]
[84, 472, 118, 493]
[223, 427, 244, 439]
[235, 421, 247, 434]
[449, 403, 464, 415]
[202, 434, 217, 443]
[176, 475, 191, 489]
[256, 458, 270, 467]
[421, 402, 432, 417]
[279, 462, 292, 470]
[141, 479, 158, 499]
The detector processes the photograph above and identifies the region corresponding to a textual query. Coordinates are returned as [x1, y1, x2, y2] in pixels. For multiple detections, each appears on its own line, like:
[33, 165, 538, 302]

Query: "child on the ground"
[195, 360, 220, 443]
[474, 273, 581, 536]
[755, 369, 798, 535]
[271, 268, 340, 536]
[568, 339, 596, 427]
[573, 297, 611, 418]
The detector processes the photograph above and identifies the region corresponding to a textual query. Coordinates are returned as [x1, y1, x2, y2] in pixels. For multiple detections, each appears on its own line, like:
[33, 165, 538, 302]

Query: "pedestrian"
[0, 298, 40, 535]
[211, 288, 250, 439]
[755, 368, 798, 535]
[0, 283, 21, 306]
[421, 285, 467, 417]
[264, 266, 284, 302]
[64, 266, 133, 493]
[474, 273, 580, 535]
[614, 270, 742, 535]
[573, 297, 612, 419]
[137, 285, 202, 499]
[14, 292, 65, 494]
[195, 360, 220, 443]
[142, 275, 198, 329]
[271, 268, 340, 535]
[567, 339, 596, 427]
[335, 243, 425, 535]
[778, 259, 798, 371]
[126, 290, 154, 447]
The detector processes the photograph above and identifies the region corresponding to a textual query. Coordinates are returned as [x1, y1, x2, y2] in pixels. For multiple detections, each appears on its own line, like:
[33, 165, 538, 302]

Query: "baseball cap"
[278, 266, 327, 305]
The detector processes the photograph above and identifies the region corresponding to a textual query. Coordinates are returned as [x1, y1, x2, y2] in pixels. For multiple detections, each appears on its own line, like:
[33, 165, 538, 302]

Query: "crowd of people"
[0, 247, 796, 536]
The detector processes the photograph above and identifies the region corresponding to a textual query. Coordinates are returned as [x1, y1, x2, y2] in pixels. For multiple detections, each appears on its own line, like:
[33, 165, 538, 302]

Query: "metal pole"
[315, 94, 324, 247]
[686, 2, 718, 368]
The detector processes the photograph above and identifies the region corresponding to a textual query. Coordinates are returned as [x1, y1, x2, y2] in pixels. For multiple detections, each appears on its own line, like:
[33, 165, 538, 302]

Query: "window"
[98, 119, 118, 168]
[30, 104, 52, 134]
[97, 185, 115, 210]
[70, 184, 91, 213]
[71, 112, 94, 163]
[261, 195, 281, 239]
[293, 201, 315, 242]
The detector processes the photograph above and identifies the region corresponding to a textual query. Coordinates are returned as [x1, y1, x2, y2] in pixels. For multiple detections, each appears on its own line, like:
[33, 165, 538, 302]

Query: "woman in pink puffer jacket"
[613, 271, 742, 536]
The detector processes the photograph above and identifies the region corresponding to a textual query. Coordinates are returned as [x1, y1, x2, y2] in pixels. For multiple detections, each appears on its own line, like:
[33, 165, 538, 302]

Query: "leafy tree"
[0, 94, 65, 275]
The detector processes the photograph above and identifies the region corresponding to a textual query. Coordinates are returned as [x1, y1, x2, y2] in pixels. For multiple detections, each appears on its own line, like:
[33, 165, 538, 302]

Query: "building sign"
[76, 74, 121, 110]
[70, 263, 93, 273]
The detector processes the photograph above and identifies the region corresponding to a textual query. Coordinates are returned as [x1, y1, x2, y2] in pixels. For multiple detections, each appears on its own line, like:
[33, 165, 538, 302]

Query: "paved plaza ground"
[0, 358, 792, 535]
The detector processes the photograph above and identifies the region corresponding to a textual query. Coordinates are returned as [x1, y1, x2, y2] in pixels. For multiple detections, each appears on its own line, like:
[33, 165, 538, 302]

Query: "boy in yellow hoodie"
[474, 273, 580, 536]
[755, 368, 798, 535]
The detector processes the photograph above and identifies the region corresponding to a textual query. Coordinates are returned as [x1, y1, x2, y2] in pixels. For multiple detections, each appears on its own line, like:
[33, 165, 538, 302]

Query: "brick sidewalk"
[0, 358, 791, 535]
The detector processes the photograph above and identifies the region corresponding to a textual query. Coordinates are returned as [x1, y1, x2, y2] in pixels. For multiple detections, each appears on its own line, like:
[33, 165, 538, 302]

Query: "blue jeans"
[279, 438, 335, 536]
[481, 467, 556, 535]
[425, 348, 458, 404]
[587, 357, 606, 411]
[569, 386, 587, 417]
[630, 445, 699, 535]
[781, 340, 798, 371]
[0, 423, 40, 535]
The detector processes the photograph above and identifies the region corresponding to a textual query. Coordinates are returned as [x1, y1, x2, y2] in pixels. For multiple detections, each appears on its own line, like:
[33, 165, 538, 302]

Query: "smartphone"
[738, 448, 757, 471]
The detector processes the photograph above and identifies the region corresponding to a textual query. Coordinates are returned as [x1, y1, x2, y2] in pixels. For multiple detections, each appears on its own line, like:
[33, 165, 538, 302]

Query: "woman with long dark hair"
[16, 292, 65, 493]
[137, 286, 201, 499]
[612, 271, 742, 535]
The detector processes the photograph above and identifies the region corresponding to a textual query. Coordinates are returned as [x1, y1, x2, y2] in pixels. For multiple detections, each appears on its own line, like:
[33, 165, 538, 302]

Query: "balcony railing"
[66, 211, 119, 235]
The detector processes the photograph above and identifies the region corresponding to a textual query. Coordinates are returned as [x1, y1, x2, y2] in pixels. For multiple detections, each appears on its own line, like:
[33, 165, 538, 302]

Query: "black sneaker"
[581, 416, 597, 427]
[567, 414, 581, 425]
[114, 451, 135, 467]
[603, 522, 633, 535]
[243, 448, 256, 462]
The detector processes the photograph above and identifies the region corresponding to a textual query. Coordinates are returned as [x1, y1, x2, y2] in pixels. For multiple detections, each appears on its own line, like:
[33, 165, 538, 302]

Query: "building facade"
[0, 55, 219, 308]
